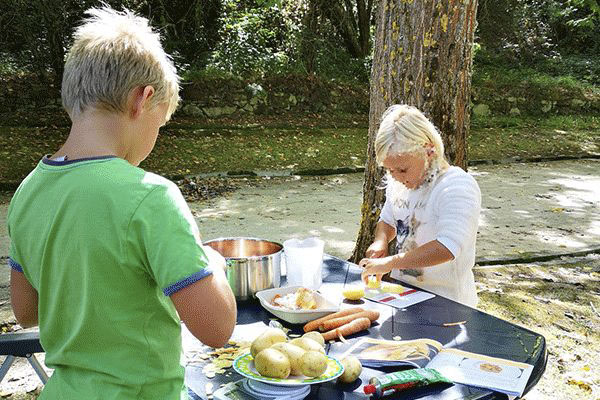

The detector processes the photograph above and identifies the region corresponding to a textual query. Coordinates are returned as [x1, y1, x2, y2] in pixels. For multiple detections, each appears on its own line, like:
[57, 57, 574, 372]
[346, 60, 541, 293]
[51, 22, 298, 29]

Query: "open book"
[340, 338, 533, 398]
[364, 282, 435, 309]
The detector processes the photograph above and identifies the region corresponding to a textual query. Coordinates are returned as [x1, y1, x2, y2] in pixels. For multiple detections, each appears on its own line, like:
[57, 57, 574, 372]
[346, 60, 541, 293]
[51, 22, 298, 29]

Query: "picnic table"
[185, 255, 547, 399]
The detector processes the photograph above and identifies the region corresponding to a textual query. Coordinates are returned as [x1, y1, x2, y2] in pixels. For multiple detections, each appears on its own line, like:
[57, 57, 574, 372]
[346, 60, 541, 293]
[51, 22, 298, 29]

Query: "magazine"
[340, 338, 533, 398]
[364, 282, 435, 309]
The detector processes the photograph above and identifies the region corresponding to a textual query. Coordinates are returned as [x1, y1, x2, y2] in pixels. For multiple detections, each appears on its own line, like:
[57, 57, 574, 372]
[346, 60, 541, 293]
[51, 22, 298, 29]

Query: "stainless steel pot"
[204, 237, 282, 301]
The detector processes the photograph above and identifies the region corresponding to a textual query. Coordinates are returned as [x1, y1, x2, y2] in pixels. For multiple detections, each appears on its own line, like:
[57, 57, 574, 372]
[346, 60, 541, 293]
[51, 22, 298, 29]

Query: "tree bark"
[351, 0, 478, 263]
[317, 0, 373, 58]
[300, 0, 320, 74]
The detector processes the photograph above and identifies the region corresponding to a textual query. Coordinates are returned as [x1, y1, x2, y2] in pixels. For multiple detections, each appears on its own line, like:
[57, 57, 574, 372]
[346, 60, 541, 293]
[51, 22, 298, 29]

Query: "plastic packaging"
[363, 368, 452, 398]
[283, 237, 324, 289]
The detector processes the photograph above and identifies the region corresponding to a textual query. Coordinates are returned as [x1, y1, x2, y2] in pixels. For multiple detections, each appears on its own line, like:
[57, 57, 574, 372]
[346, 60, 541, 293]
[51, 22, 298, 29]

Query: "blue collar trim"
[42, 155, 118, 166]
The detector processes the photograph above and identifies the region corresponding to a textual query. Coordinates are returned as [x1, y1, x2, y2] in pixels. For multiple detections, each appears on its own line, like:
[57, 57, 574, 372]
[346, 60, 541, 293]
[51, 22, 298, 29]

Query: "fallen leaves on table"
[188, 339, 251, 380]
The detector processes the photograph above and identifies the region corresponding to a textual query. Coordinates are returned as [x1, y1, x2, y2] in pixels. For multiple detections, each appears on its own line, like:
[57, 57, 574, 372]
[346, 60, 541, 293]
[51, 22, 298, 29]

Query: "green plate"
[232, 352, 344, 386]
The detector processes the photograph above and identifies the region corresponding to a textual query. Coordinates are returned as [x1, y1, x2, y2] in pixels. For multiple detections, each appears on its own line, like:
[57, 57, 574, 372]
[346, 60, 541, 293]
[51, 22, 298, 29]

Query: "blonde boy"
[7, 7, 236, 399]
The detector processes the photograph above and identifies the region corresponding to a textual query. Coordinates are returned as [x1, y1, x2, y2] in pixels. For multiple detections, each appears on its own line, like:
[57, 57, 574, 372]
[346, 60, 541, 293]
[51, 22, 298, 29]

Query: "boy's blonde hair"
[375, 105, 448, 167]
[61, 6, 180, 119]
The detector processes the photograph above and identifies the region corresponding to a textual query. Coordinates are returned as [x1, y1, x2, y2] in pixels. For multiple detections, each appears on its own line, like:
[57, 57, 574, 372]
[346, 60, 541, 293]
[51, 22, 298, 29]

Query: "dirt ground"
[0, 159, 599, 399]
[474, 256, 600, 399]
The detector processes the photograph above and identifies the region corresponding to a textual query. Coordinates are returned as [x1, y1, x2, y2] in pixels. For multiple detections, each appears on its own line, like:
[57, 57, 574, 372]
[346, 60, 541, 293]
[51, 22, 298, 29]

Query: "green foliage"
[0, 0, 95, 83]
[0, 0, 596, 92]
[551, 0, 600, 52]
[476, 0, 600, 63]
[473, 63, 590, 93]
[186, 0, 369, 82]
[204, 0, 298, 77]
[472, 59, 600, 117]
[535, 54, 600, 86]
[0, 0, 224, 81]
[134, 0, 223, 67]
[476, 0, 559, 62]
[0, 54, 20, 76]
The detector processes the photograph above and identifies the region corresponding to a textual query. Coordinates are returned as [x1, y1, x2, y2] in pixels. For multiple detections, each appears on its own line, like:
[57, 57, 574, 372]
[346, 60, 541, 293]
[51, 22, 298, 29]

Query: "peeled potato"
[381, 283, 404, 293]
[338, 356, 362, 383]
[254, 348, 291, 379]
[290, 337, 325, 354]
[251, 328, 287, 357]
[302, 331, 325, 348]
[366, 275, 380, 289]
[342, 285, 365, 300]
[300, 351, 328, 378]
[270, 342, 306, 376]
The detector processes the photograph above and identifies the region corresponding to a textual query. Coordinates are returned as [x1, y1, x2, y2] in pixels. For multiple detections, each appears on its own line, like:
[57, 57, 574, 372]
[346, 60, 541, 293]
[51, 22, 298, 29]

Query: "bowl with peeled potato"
[256, 286, 339, 324]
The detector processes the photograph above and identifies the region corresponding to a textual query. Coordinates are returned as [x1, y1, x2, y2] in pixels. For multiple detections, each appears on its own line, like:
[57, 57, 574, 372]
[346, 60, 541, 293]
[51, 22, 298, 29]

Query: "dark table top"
[186, 255, 547, 400]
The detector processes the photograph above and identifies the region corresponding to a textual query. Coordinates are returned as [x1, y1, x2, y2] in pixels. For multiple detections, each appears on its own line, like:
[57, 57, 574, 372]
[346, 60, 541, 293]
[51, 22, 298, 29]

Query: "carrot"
[321, 317, 371, 341]
[318, 310, 380, 332]
[303, 307, 364, 332]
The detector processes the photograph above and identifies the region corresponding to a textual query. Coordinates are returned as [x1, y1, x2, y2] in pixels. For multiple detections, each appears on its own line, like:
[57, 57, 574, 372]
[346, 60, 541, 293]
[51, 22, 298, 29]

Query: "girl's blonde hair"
[61, 6, 180, 119]
[374, 105, 448, 167]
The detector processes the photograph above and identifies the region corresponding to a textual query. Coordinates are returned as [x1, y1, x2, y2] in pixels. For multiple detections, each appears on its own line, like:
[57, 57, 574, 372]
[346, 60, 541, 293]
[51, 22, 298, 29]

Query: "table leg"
[27, 354, 48, 384]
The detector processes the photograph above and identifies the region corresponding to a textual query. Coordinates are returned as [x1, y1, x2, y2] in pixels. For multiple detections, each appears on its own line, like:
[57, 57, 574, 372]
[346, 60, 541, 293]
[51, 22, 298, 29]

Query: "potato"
[254, 348, 291, 379]
[302, 331, 325, 348]
[366, 275, 380, 289]
[270, 342, 306, 376]
[342, 285, 365, 300]
[250, 328, 287, 357]
[338, 356, 362, 383]
[289, 337, 325, 354]
[300, 351, 328, 378]
[381, 283, 404, 294]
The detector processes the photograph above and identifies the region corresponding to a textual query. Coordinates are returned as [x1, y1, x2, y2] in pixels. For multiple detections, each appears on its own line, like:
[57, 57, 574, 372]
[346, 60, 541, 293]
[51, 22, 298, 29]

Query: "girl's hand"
[359, 256, 395, 285]
[365, 240, 388, 258]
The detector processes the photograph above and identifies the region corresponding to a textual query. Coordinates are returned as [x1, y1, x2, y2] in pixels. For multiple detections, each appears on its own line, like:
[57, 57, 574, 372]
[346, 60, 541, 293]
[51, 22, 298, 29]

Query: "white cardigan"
[380, 166, 481, 307]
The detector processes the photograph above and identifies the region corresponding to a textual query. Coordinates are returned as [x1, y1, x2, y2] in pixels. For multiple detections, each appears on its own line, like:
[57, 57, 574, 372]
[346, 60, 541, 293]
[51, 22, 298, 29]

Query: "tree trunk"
[351, 0, 478, 263]
[300, 0, 320, 74]
[37, 0, 68, 87]
[318, 0, 373, 58]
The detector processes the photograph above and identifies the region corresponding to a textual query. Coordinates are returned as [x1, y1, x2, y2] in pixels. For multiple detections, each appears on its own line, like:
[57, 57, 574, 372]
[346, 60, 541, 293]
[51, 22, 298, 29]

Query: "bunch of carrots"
[303, 307, 379, 342]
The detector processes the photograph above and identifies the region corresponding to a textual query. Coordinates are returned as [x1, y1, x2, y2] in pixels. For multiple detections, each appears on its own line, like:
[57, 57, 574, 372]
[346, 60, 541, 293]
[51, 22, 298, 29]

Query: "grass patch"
[1, 114, 599, 183]
[475, 260, 600, 399]
[142, 126, 368, 177]
[469, 115, 600, 160]
[0, 126, 68, 183]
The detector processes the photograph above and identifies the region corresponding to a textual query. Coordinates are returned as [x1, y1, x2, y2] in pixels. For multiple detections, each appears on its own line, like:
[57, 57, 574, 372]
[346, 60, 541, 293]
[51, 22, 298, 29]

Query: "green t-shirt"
[7, 156, 212, 399]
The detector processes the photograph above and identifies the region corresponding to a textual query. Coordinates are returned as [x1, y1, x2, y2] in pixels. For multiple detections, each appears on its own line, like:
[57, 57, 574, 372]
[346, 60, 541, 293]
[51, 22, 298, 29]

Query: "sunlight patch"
[535, 230, 587, 249]
[323, 226, 345, 233]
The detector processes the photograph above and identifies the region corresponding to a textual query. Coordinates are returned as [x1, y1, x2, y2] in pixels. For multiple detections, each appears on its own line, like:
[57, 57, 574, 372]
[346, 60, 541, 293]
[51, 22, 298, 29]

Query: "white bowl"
[255, 286, 339, 324]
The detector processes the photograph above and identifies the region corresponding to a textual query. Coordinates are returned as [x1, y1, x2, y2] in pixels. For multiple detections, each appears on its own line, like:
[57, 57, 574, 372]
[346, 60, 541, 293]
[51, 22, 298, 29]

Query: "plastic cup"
[283, 237, 324, 290]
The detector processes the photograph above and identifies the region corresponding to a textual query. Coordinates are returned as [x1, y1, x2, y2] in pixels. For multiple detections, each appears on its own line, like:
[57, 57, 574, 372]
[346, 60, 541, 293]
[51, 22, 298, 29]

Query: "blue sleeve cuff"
[163, 268, 213, 296]
[8, 257, 23, 273]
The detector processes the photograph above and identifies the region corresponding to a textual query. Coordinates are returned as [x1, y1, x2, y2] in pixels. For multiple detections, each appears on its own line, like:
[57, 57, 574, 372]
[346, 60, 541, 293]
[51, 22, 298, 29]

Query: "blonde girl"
[359, 105, 481, 307]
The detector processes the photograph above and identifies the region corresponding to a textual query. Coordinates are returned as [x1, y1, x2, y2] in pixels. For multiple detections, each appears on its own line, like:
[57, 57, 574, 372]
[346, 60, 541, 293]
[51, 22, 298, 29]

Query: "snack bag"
[363, 368, 452, 398]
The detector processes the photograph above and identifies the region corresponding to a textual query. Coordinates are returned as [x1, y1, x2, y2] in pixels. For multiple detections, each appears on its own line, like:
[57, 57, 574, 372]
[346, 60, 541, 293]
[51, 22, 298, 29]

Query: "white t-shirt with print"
[379, 166, 481, 307]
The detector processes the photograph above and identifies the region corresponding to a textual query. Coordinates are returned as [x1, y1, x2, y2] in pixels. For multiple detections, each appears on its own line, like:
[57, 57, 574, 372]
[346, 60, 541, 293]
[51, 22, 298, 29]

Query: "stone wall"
[177, 75, 370, 118]
[471, 82, 600, 119]
[1, 73, 598, 120]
